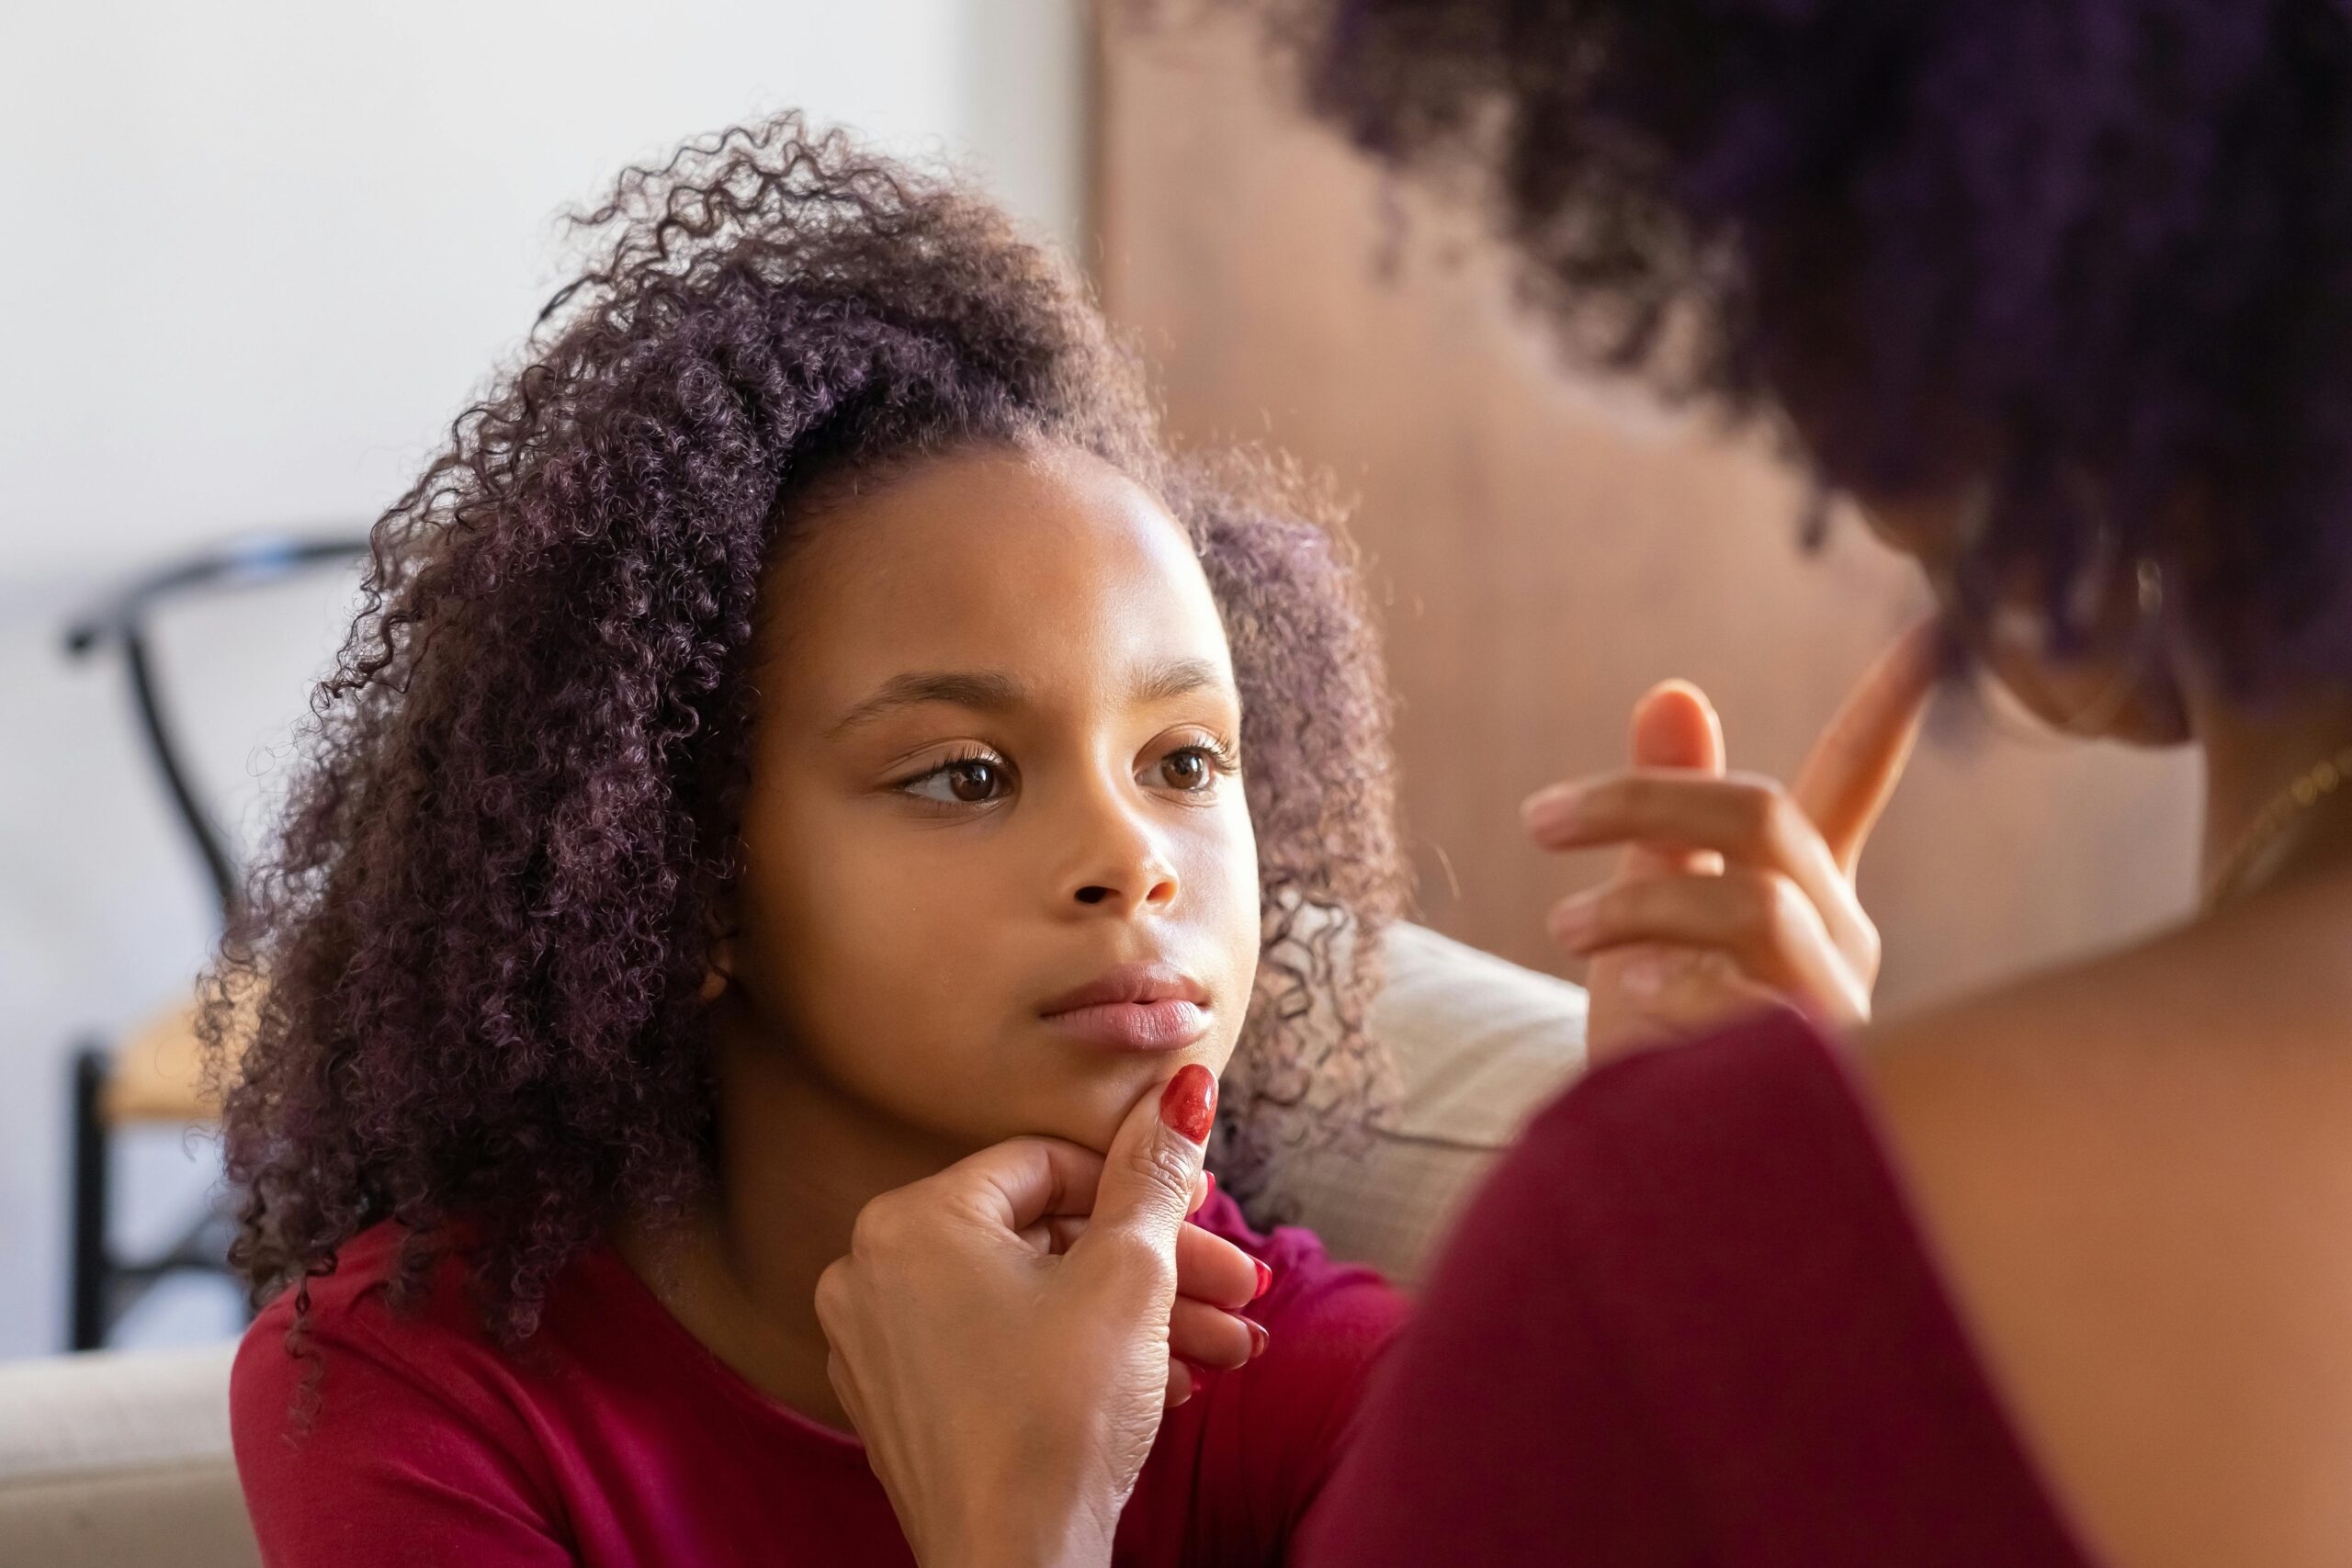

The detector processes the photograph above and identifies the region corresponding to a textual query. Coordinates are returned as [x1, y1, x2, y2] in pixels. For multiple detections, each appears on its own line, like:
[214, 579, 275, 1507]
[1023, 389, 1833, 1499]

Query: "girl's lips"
[1041, 998, 1211, 1052]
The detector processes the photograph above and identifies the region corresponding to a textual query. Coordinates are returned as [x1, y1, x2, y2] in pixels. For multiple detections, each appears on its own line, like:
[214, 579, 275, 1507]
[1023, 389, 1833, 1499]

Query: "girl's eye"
[1156, 745, 1231, 794]
[903, 757, 1011, 806]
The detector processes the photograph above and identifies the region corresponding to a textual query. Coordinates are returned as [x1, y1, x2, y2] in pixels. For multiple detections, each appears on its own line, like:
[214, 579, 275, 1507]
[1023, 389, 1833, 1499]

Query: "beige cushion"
[1263, 921, 1588, 1290]
[0, 1345, 257, 1568]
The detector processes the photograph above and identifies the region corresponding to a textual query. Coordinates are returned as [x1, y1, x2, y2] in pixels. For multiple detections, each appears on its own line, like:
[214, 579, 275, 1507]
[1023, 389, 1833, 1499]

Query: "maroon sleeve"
[1295, 1010, 2098, 1568]
[1290, 1092, 1708, 1568]
[231, 1304, 576, 1568]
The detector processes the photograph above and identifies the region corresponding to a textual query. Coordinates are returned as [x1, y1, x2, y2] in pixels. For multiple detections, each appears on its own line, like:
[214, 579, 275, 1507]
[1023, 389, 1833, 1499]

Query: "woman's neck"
[616, 1012, 974, 1433]
[2189, 673, 2352, 908]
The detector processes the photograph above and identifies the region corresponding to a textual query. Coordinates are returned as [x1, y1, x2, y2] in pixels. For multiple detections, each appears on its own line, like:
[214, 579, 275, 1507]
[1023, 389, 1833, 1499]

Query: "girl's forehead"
[759, 446, 1236, 707]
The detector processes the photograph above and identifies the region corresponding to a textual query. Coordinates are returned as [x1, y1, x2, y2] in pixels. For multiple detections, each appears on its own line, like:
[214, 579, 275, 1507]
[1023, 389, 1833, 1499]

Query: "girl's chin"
[980, 1056, 1227, 1157]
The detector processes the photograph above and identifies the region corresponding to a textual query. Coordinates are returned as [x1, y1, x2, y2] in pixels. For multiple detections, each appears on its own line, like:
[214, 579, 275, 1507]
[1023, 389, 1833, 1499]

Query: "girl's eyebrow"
[1131, 656, 1231, 706]
[826, 671, 1025, 738]
[825, 657, 1233, 739]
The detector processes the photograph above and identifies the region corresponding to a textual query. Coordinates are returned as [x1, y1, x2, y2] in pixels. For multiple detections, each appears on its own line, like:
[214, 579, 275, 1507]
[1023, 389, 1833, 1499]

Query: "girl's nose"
[1062, 794, 1182, 915]
[1070, 859, 1180, 911]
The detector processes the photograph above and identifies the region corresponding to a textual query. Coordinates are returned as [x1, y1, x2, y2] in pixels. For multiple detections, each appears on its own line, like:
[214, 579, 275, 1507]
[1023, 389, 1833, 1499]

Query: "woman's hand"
[1026, 1181, 1273, 1404]
[815, 1066, 1248, 1568]
[1523, 624, 1939, 1062]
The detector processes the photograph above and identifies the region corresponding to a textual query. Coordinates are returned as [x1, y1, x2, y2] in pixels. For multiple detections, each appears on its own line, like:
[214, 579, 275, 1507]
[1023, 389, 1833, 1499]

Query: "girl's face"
[718, 445, 1261, 1156]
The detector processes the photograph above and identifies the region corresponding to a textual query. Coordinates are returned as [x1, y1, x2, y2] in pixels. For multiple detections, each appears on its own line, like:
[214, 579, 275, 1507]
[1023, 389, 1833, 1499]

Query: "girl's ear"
[700, 892, 741, 1004]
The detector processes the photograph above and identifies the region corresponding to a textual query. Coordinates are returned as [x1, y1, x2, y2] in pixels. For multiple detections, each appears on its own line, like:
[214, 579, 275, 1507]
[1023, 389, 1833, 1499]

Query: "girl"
[218, 112, 1877, 1566]
[220, 112, 1408, 1567]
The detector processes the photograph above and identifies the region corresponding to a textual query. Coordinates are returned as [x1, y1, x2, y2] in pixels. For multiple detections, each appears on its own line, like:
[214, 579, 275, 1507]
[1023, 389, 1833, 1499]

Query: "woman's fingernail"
[1620, 955, 1668, 998]
[1521, 783, 1581, 833]
[1159, 1064, 1218, 1145]
[1548, 894, 1599, 947]
[1203, 1170, 1217, 1203]
[1250, 1258, 1273, 1302]
[1240, 1316, 1271, 1359]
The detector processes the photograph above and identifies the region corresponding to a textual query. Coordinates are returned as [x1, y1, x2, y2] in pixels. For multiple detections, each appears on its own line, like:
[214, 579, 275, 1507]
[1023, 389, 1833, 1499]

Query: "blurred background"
[0, 0, 2194, 1364]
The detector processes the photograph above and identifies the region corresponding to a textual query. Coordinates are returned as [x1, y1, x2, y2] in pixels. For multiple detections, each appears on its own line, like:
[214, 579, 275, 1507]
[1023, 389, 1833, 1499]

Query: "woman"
[820, 2, 2352, 1564]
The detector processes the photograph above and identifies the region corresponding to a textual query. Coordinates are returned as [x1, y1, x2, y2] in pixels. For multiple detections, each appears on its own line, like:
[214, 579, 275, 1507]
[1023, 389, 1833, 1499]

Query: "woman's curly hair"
[1267, 0, 2352, 690]
[204, 113, 1405, 1340]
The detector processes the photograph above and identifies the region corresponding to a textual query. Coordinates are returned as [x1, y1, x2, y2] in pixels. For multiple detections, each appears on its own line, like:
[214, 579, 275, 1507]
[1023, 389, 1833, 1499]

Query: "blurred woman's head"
[209, 114, 1404, 1339]
[1277, 0, 2352, 734]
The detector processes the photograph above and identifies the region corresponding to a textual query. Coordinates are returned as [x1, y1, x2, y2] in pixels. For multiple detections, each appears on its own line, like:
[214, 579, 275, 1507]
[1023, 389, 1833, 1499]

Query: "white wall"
[0, 0, 1086, 1359]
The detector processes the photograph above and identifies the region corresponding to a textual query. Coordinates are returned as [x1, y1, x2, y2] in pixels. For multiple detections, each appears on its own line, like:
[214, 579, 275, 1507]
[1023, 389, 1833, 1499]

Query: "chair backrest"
[63, 533, 371, 921]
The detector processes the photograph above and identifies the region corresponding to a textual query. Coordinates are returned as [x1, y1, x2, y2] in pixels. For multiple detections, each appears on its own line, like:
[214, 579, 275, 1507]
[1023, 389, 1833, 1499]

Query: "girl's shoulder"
[230, 1220, 541, 1461]
[232, 1220, 499, 1384]
[229, 1223, 581, 1563]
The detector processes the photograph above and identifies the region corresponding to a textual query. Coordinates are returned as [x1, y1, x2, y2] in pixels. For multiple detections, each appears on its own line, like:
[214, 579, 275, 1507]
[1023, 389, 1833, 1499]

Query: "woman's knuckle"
[812, 1261, 853, 1324]
[1759, 874, 1811, 944]
[1855, 916, 1884, 974]
[1124, 1134, 1193, 1200]
[1742, 786, 1796, 853]
[850, 1195, 910, 1253]
[1101, 1222, 1179, 1284]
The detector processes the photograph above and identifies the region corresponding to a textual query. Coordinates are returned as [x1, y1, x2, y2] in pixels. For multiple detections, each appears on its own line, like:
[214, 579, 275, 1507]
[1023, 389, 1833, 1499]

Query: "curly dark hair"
[204, 113, 1405, 1340]
[1264, 0, 2352, 690]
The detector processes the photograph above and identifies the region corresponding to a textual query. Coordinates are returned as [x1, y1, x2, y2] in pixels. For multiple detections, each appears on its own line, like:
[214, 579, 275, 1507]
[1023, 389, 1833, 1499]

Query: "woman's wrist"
[931, 1499, 1114, 1568]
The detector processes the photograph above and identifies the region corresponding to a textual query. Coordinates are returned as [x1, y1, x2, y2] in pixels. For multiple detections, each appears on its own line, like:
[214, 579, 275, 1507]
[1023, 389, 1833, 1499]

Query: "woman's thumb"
[1073, 1065, 1216, 1277]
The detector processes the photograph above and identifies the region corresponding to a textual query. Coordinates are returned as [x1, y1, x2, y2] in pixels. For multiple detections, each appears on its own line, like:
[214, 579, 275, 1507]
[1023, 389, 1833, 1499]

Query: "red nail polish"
[1159, 1064, 1217, 1145]
[1240, 1316, 1270, 1359]
[1250, 1258, 1272, 1302]
[1203, 1170, 1217, 1201]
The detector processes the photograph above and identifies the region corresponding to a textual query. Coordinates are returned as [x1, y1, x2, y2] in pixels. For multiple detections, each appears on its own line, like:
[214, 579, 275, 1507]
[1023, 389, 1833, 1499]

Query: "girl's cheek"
[1175, 807, 1253, 892]
[1196, 811, 1262, 970]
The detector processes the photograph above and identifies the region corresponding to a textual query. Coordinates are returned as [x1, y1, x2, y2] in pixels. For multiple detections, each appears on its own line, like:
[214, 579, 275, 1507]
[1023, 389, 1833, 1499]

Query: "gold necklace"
[2201, 744, 2352, 914]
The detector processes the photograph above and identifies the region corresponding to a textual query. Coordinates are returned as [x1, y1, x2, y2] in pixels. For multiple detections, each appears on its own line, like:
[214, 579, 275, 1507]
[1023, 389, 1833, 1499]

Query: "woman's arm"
[1293, 1119, 1704, 1567]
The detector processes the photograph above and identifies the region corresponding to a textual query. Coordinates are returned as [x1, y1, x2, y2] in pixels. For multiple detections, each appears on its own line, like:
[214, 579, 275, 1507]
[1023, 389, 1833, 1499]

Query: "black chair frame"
[62, 532, 370, 1349]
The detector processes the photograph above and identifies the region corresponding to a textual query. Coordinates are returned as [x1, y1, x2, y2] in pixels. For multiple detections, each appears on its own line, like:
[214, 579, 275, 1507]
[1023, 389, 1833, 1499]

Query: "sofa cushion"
[0, 1344, 256, 1568]
[1259, 921, 1588, 1289]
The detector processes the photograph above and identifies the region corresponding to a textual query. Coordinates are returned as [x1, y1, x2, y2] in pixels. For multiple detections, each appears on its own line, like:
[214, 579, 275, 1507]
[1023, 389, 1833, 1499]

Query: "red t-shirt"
[232, 1190, 1405, 1567]
[1297, 1008, 2102, 1566]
